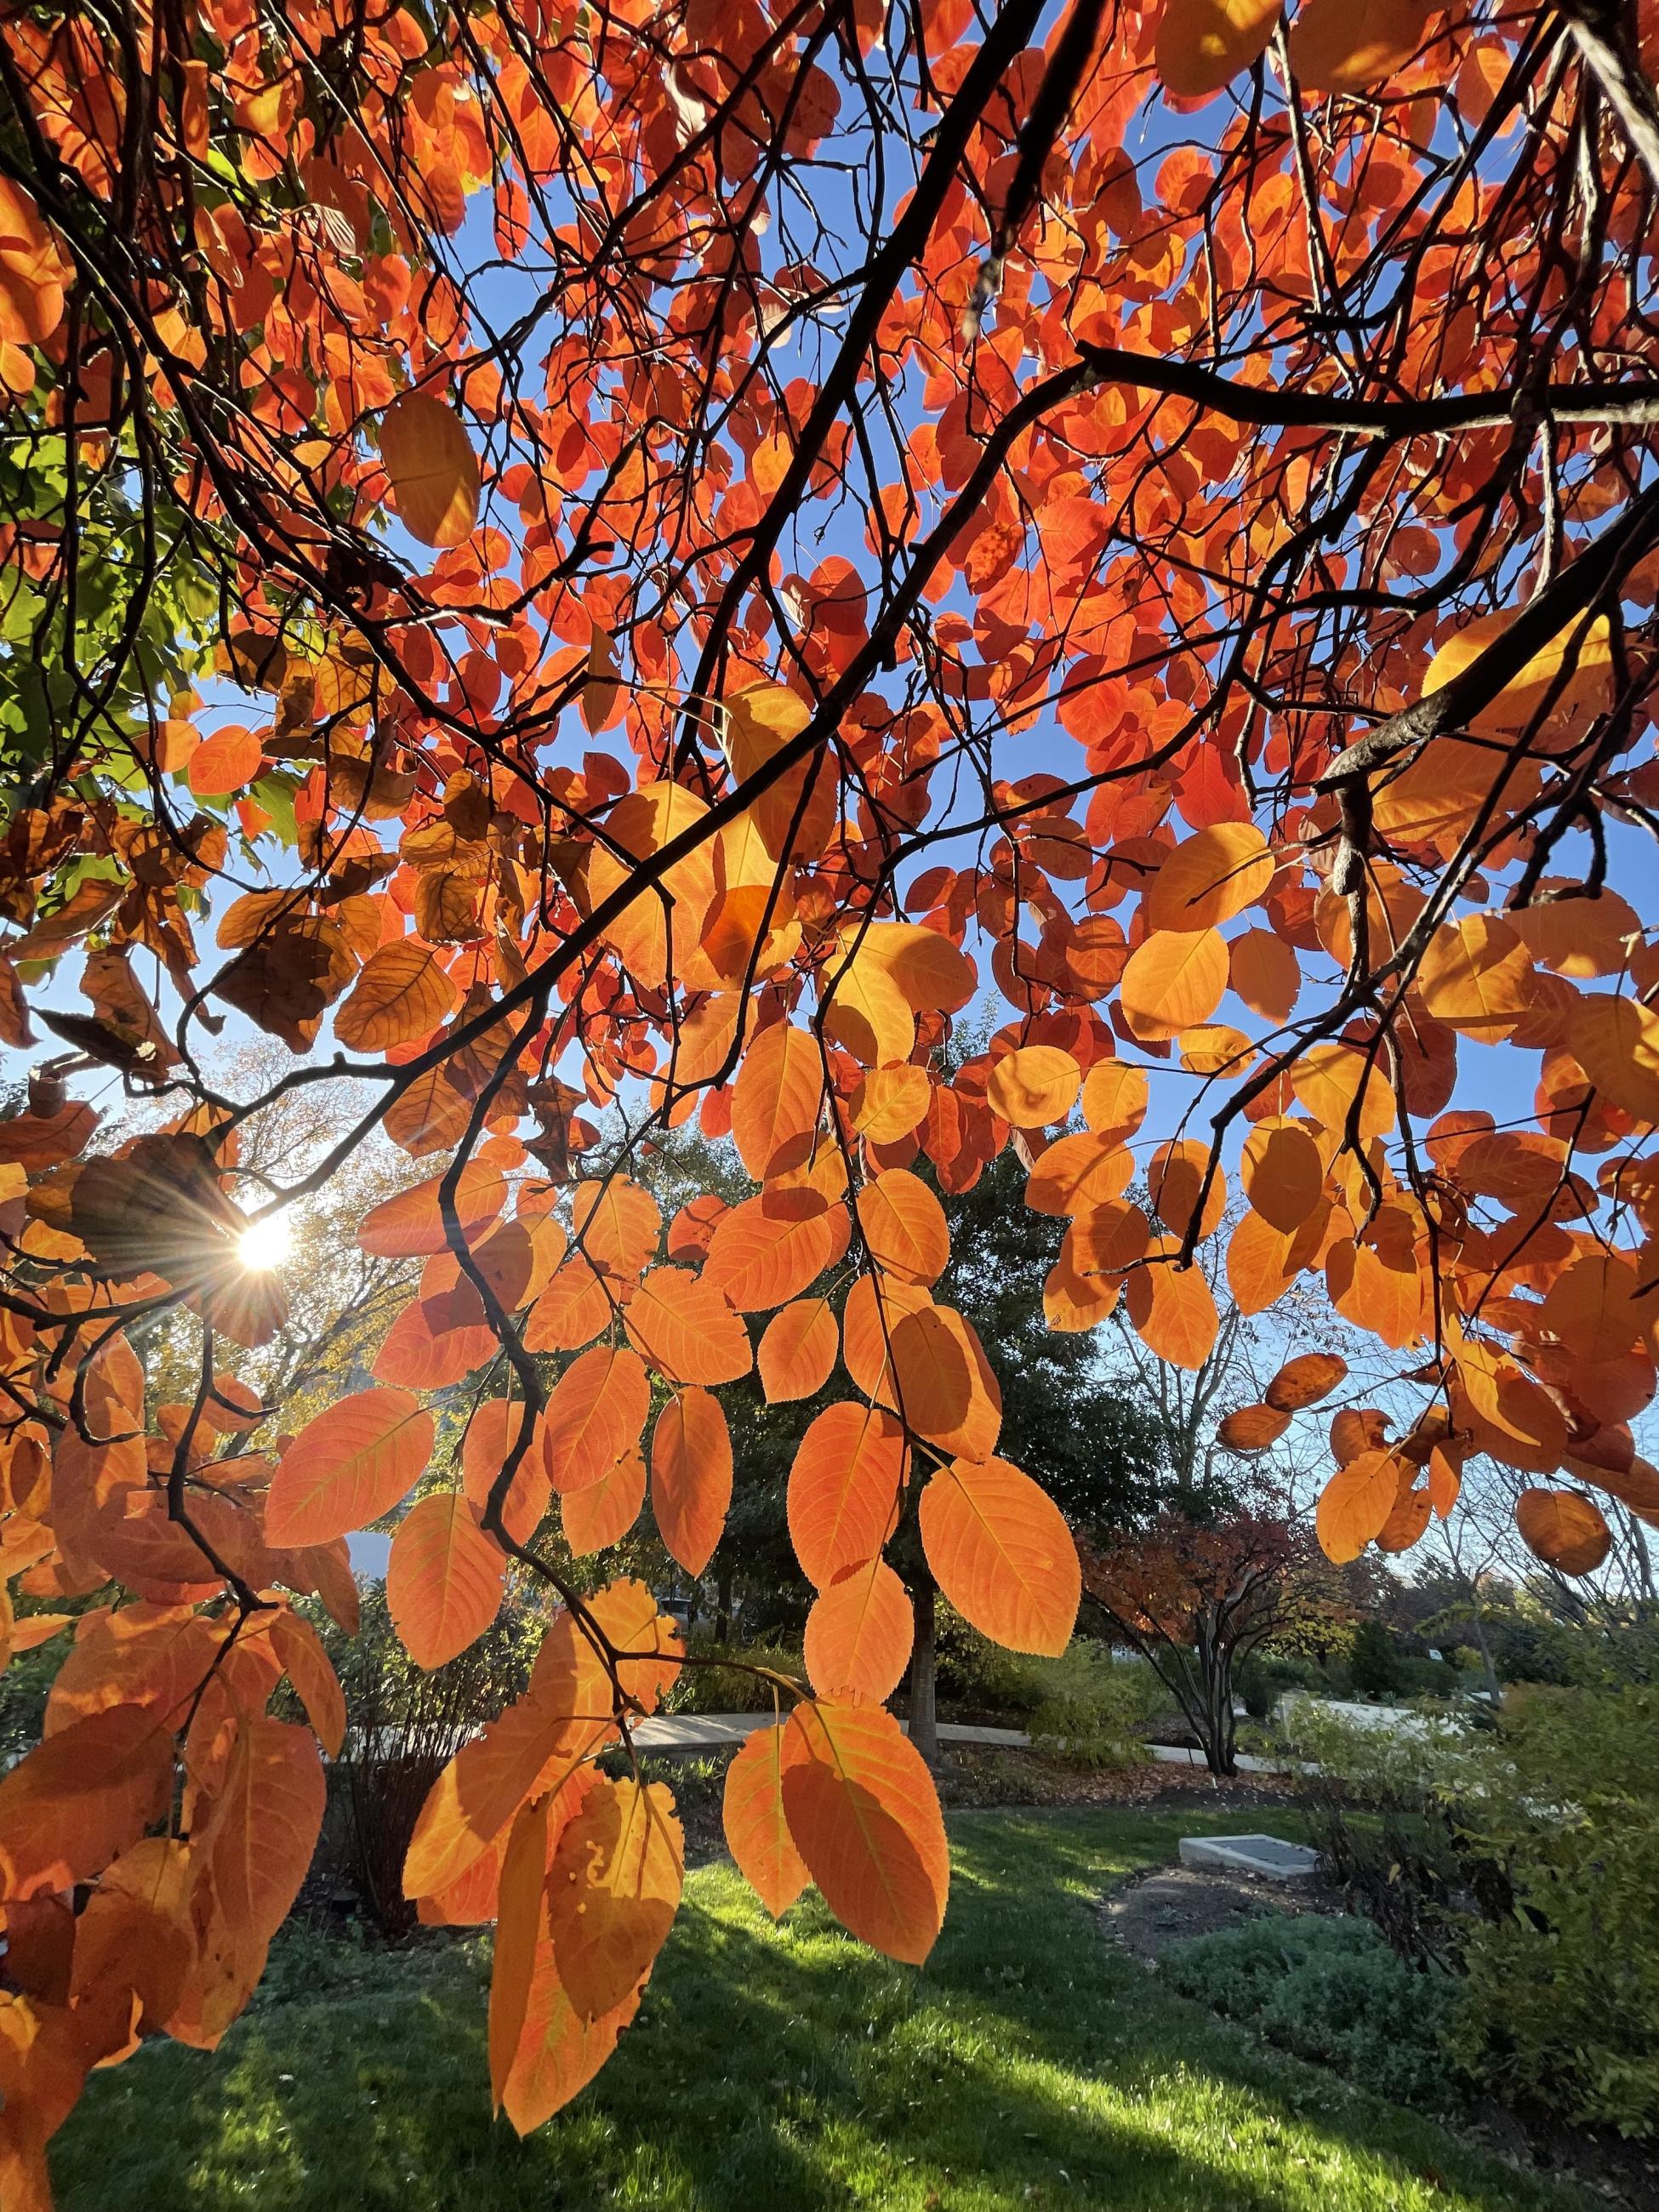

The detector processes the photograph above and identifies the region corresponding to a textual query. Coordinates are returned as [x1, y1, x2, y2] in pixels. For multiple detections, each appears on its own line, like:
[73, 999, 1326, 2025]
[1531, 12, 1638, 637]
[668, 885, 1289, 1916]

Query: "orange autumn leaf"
[542, 1345, 650, 1494]
[854, 1167, 949, 1285]
[1240, 1121, 1325, 1233]
[1118, 928, 1229, 1042]
[1154, 0, 1280, 96]
[561, 1447, 646, 1555]
[186, 724, 263, 799]
[269, 1611, 346, 1758]
[919, 1457, 1079, 1656]
[803, 1556, 914, 1701]
[757, 1296, 839, 1403]
[403, 1614, 618, 1900]
[1289, 0, 1433, 88]
[780, 1701, 948, 1965]
[334, 941, 459, 1052]
[387, 1490, 506, 1667]
[571, 1177, 659, 1280]
[650, 1387, 732, 1576]
[888, 1302, 1004, 1459]
[356, 1163, 505, 1257]
[1315, 1450, 1405, 1563]
[702, 1185, 848, 1311]
[265, 1387, 435, 1546]
[622, 1268, 753, 1384]
[488, 1793, 553, 2111]
[208, 1718, 327, 1953]
[460, 1396, 550, 1546]
[1264, 1352, 1348, 1411]
[729, 1021, 823, 1180]
[787, 1401, 908, 1588]
[1125, 1249, 1220, 1369]
[0, 1707, 173, 1898]
[0, 178, 71, 348]
[1217, 1404, 1291, 1453]
[546, 1776, 683, 2021]
[1142, 823, 1274, 932]
[721, 1721, 810, 1918]
[983, 1045, 1082, 1129]
[379, 390, 481, 548]
[1515, 1487, 1611, 1576]
[1229, 928, 1301, 1023]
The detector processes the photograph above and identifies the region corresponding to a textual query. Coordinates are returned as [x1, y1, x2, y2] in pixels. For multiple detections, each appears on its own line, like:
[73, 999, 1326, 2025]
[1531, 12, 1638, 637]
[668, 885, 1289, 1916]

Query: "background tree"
[1079, 1505, 1354, 1774]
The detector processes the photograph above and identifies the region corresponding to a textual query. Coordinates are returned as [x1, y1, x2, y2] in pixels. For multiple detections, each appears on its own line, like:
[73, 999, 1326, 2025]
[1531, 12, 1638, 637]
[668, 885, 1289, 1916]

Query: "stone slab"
[1177, 1833, 1320, 1881]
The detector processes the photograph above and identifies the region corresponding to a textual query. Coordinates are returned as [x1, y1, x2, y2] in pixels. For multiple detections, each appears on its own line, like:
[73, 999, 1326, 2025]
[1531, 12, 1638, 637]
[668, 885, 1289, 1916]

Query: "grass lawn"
[58, 1804, 1592, 2212]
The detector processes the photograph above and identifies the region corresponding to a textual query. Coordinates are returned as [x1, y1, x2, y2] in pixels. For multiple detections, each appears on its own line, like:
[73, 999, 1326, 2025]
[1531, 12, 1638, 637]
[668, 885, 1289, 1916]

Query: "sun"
[237, 1211, 293, 1271]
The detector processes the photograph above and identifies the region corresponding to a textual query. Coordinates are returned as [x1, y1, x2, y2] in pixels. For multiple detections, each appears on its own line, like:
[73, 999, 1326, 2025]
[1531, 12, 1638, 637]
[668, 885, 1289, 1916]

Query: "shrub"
[663, 1637, 806, 1713]
[1235, 1650, 1323, 1719]
[1162, 1914, 1460, 2112]
[1348, 1621, 1405, 1699]
[937, 1611, 1172, 1727]
[1283, 1689, 1659, 2138]
[311, 1582, 541, 1936]
[1277, 1701, 1491, 1970]
[1450, 1686, 1659, 2137]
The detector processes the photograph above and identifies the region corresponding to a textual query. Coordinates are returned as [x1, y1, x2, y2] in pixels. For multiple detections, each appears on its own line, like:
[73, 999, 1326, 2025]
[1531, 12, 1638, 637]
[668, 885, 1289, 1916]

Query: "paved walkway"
[1145, 1744, 1297, 1776]
[631, 1714, 1299, 1776]
[633, 1712, 1030, 1753]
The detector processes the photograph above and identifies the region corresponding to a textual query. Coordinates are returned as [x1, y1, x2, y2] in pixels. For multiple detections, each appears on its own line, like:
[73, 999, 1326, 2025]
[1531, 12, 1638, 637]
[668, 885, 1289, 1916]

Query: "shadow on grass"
[62, 1805, 1592, 2212]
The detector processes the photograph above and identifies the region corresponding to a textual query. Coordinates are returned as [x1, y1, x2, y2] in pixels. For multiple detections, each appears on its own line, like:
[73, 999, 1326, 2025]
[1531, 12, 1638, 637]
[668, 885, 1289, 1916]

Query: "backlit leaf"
[380, 391, 481, 548]
[730, 1022, 823, 1180]
[788, 1402, 908, 1588]
[388, 1491, 506, 1667]
[803, 1558, 914, 1701]
[622, 1268, 752, 1384]
[722, 1721, 810, 1917]
[650, 1388, 732, 1576]
[334, 941, 459, 1052]
[780, 1701, 949, 1965]
[855, 1168, 949, 1286]
[265, 1387, 435, 1546]
[547, 1776, 683, 2021]
[918, 1457, 1079, 1656]
[1316, 1451, 1405, 1562]
[758, 1297, 839, 1403]
[542, 1346, 650, 1494]
[983, 1046, 1082, 1129]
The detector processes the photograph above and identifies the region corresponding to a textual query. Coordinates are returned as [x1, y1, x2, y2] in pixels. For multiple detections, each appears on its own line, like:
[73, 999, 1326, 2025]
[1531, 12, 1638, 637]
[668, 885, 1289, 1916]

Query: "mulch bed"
[936, 1746, 1307, 1814]
[1101, 1861, 1344, 1969]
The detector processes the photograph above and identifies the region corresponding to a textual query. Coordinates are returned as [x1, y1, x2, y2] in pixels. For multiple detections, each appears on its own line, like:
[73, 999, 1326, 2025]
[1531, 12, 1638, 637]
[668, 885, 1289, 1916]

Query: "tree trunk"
[1467, 1596, 1502, 1704]
[1194, 1623, 1237, 1776]
[908, 1571, 939, 1766]
[715, 1562, 733, 1646]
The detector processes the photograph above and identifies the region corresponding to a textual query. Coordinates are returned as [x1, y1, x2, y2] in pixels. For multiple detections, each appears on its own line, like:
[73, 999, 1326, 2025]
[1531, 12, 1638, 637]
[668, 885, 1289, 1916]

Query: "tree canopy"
[3, 0, 1659, 2192]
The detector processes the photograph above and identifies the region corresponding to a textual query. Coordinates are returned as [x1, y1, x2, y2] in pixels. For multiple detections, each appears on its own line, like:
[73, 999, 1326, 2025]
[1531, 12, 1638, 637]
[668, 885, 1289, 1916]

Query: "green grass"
[61, 1806, 1590, 2211]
